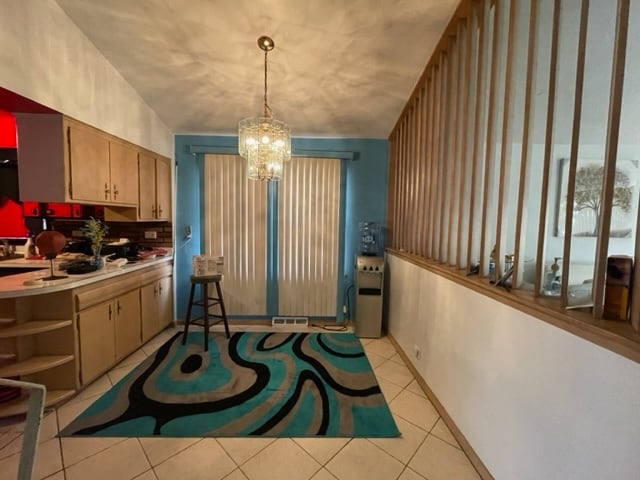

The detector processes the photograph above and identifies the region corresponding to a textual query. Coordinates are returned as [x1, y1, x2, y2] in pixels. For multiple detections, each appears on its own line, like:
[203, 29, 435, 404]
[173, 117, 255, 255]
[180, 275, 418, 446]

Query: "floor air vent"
[271, 316, 309, 327]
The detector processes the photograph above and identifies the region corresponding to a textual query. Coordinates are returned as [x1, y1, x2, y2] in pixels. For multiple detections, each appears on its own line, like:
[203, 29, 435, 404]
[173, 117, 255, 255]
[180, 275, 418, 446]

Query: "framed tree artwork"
[555, 158, 638, 238]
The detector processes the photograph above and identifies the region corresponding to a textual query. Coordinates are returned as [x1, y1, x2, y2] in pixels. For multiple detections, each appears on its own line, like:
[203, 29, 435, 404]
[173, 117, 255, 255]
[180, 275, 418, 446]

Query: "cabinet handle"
[152, 205, 157, 216]
[153, 284, 158, 295]
[158, 205, 163, 217]
[117, 300, 122, 314]
[158, 282, 163, 295]
[104, 182, 111, 199]
[108, 304, 112, 320]
[113, 184, 119, 198]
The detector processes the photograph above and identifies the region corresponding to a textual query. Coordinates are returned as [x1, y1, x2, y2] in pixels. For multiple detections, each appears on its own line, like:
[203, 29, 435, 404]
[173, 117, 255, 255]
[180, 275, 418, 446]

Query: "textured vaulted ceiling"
[54, 0, 458, 138]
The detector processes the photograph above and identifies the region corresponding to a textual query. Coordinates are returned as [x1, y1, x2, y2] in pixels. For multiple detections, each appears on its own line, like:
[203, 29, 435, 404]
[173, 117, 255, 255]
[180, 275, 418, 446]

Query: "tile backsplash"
[51, 219, 173, 248]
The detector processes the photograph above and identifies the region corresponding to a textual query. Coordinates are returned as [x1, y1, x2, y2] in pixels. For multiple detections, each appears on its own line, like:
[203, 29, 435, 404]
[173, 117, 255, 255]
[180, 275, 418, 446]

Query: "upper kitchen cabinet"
[107, 140, 139, 205]
[14, 114, 138, 206]
[156, 155, 172, 221]
[66, 120, 110, 202]
[138, 152, 172, 221]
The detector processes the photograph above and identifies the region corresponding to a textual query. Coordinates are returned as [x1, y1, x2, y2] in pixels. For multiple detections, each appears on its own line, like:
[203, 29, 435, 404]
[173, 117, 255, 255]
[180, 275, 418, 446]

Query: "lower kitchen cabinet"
[141, 275, 174, 343]
[78, 300, 116, 386]
[78, 285, 142, 386]
[75, 263, 173, 387]
[79, 288, 141, 385]
[114, 289, 142, 361]
[158, 275, 174, 331]
[0, 261, 173, 416]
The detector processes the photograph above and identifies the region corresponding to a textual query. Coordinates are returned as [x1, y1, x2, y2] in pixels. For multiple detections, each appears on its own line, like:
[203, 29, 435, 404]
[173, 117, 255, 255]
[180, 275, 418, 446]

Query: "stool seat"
[182, 275, 230, 351]
[190, 274, 222, 283]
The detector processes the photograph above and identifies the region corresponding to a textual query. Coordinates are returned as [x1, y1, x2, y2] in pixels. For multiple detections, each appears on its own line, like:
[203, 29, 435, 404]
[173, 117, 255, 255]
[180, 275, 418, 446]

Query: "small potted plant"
[81, 217, 109, 268]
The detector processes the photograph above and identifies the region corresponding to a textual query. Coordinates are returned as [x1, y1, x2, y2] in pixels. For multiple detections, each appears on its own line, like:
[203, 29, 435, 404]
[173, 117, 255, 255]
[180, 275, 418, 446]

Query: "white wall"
[386, 253, 640, 480]
[0, 0, 172, 156]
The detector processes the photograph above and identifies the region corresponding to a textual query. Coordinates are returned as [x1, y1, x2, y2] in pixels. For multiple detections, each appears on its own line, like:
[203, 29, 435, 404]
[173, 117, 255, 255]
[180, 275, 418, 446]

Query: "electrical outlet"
[144, 230, 157, 239]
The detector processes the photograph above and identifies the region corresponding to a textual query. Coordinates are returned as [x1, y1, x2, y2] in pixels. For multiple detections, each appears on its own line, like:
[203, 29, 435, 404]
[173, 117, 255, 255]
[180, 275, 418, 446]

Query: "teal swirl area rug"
[59, 331, 400, 438]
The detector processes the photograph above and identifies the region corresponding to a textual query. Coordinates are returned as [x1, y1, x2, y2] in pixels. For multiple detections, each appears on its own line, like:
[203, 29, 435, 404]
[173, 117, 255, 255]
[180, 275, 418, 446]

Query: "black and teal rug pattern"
[60, 331, 400, 438]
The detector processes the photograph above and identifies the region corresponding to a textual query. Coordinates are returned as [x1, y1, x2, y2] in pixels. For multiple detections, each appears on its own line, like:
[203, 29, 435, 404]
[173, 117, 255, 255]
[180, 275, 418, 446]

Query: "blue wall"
[174, 135, 388, 321]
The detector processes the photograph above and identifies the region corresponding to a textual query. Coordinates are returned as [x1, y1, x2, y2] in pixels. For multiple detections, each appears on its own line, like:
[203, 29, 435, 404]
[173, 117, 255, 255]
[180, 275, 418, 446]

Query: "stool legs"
[182, 282, 197, 345]
[203, 283, 209, 352]
[214, 281, 230, 339]
[182, 279, 229, 351]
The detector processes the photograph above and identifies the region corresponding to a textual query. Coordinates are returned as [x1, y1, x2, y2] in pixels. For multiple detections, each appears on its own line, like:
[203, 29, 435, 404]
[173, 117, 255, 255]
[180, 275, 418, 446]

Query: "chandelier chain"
[263, 49, 272, 118]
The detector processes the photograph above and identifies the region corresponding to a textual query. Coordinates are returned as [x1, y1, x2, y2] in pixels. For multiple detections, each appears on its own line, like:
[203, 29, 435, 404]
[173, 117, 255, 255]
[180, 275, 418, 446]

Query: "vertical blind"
[204, 154, 267, 315]
[278, 157, 341, 317]
[204, 154, 342, 318]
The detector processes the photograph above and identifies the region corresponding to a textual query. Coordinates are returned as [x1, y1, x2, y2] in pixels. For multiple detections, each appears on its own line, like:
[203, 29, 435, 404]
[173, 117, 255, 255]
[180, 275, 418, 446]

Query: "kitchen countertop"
[0, 255, 173, 299]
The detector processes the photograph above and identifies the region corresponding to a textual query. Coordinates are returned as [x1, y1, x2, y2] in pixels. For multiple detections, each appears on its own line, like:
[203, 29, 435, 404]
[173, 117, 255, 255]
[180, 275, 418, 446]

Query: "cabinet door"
[78, 301, 115, 385]
[157, 276, 174, 330]
[114, 289, 142, 360]
[109, 141, 139, 206]
[140, 282, 159, 343]
[68, 123, 110, 203]
[138, 153, 157, 220]
[155, 157, 172, 220]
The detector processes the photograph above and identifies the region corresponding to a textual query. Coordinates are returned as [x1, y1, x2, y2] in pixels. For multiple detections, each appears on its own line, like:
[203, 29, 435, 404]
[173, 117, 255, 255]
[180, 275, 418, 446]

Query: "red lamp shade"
[35, 231, 66, 257]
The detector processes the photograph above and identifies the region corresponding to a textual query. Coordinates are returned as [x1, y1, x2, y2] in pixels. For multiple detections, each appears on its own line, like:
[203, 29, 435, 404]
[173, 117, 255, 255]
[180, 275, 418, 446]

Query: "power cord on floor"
[336, 283, 355, 333]
[345, 284, 354, 322]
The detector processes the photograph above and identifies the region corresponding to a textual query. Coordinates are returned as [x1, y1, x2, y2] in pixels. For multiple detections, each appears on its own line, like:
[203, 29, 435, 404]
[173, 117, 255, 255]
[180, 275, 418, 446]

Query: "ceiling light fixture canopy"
[238, 35, 291, 181]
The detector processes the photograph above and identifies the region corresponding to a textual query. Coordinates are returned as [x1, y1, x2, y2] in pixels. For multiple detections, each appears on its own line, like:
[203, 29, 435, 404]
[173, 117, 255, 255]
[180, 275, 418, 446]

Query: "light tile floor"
[0, 326, 481, 480]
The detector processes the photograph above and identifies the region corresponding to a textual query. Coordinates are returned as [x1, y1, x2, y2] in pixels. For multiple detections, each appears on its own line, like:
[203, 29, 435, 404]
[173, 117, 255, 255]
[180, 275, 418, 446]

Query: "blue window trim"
[266, 180, 279, 315]
[188, 145, 358, 161]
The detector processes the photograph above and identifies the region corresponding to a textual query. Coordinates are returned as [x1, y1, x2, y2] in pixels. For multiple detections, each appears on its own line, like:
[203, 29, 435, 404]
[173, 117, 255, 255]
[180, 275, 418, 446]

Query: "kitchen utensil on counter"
[58, 259, 98, 275]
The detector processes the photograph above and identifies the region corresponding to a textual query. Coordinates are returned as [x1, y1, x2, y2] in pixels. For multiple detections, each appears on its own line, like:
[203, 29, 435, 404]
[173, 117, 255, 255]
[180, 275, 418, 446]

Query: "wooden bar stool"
[182, 274, 230, 351]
